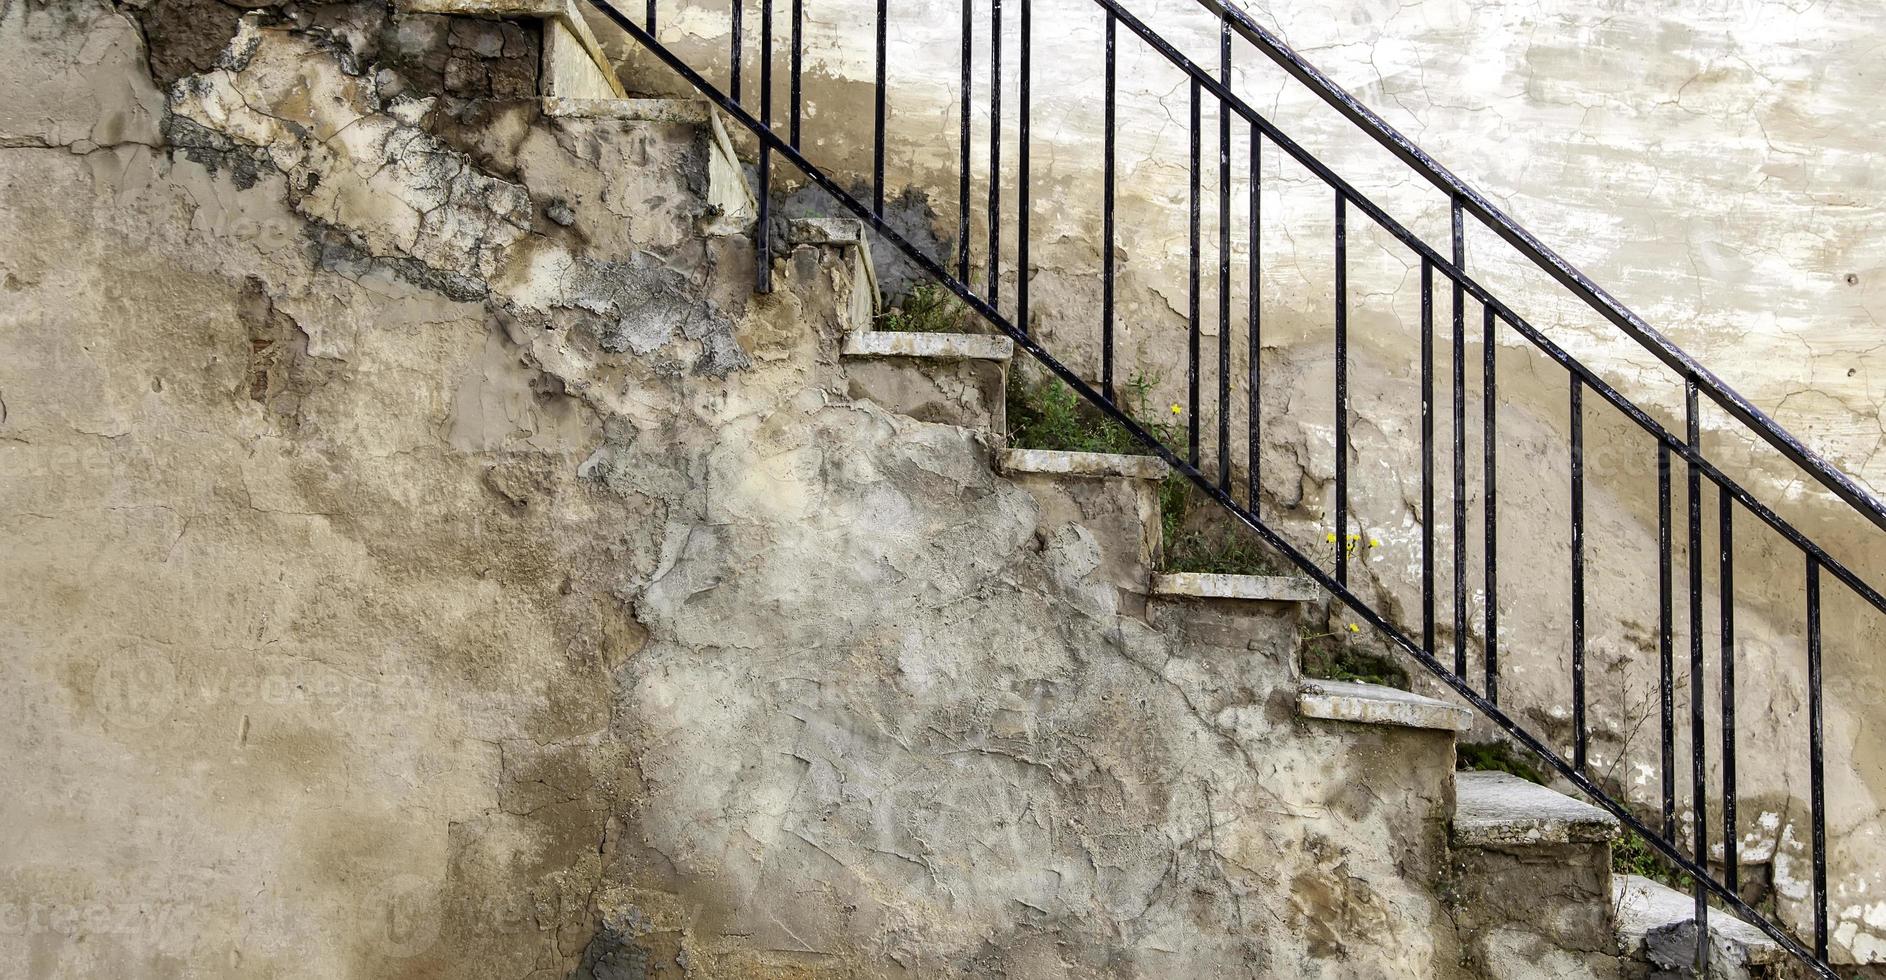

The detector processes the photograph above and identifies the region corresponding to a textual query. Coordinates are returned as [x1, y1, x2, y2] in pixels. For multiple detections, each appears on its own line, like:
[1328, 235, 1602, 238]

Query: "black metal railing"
[588, 1, 1882, 975]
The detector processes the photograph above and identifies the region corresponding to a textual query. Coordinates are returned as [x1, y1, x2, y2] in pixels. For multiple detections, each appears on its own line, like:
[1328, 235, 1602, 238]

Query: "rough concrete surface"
[0, 1, 1495, 976]
[601, 1, 1886, 962]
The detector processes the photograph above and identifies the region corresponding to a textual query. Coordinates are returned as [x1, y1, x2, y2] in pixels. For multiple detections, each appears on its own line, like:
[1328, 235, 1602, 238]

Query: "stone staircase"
[398, 2, 1788, 974]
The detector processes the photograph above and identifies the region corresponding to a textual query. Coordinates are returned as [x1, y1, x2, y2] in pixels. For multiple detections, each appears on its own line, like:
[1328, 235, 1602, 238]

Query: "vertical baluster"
[1215, 18, 1231, 490]
[1720, 492, 1739, 895]
[755, 0, 774, 293]
[1659, 442, 1676, 841]
[1685, 383, 1709, 970]
[1246, 123, 1261, 510]
[1334, 191, 1348, 587]
[1101, 9, 1115, 401]
[956, 0, 970, 282]
[1017, 0, 1030, 332]
[1451, 196, 1467, 681]
[1483, 306, 1498, 703]
[986, 0, 1001, 307]
[1187, 78, 1201, 467]
[872, 0, 887, 216]
[1420, 261, 1435, 654]
[647, 0, 656, 32]
[1806, 555, 1828, 961]
[1571, 377, 1585, 769]
[730, 0, 742, 104]
[790, 0, 803, 148]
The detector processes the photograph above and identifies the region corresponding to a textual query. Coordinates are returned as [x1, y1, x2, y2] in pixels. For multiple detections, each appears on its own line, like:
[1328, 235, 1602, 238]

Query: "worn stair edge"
[541, 96, 710, 123]
[1613, 875, 1785, 971]
[1153, 572, 1317, 603]
[1452, 770, 1621, 847]
[999, 448, 1169, 481]
[1298, 679, 1472, 733]
[403, 0, 627, 98]
[788, 218, 881, 313]
[845, 331, 1013, 362]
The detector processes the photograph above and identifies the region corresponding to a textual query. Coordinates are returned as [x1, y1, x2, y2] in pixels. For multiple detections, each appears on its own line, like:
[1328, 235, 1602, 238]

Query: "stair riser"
[844, 358, 1006, 435]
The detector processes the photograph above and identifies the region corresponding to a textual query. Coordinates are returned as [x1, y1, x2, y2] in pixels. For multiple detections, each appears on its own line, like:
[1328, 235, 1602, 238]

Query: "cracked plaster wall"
[602, 0, 1886, 963]
[0, 0, 1535, 976]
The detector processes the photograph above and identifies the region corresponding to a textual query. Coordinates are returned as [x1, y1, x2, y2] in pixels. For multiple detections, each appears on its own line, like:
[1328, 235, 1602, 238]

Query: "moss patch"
[1301, 627, 1411, 689]
[1456, 740, 1547, 785]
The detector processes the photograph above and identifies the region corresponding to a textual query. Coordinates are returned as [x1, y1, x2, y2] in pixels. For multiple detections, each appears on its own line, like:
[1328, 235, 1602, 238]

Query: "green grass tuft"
[877, 283, 970, 334]
[1005, 370, 1166, 457]
[1006, 371, 1285, 578]
[1610, 829, 1688, 891]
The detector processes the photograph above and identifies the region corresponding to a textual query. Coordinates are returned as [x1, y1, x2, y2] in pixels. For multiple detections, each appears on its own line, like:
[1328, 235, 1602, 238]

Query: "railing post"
[1215, 16, 1231, 490]
[1334, 190, 1348, 586]
[789, 0, 803, 148]
[1421, 261, 1435, 654]
[1659, 442, 1676, 841]
[1686, 381, 1709, 971]
[1720, 492, 1739, 894]
[1101, 8, 1116, 402]
[1807, 555, 1828, 961]
[730, 0, 742, 103]
[872, 0, 887, 216]
[1482, 305, 1497, 703]
[1246, 123, 1261, 510]
[958, 0, 972, 283]
[1017, 0, 1031, 332]
[1450, 195, 1467, 681]
[986, 0, 1001, 307]
[1570, 377, 1585, 769]
[1187, 77, 1201, 467]
[755, 0, 773, 293]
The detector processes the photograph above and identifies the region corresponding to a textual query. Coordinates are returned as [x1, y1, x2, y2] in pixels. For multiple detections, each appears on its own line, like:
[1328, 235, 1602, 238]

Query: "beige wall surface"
[603, 0, 1886, 962]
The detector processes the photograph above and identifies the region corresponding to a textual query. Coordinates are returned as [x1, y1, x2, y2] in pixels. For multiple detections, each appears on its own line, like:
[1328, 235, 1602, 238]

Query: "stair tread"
[541, 97, 710, 123]
[1612, 874, 1784, 967]
[999, 448, 1168, 481]
[1297, 679, 1471, 732]
[844, 331, 1012, 362]
[1452, 771, 1619, 846]
[787, 216, 867, 246]
[1154, 572, 1316, 602]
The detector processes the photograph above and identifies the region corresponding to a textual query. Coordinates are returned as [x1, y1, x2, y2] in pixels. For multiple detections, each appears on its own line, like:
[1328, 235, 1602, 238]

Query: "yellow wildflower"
[1346, 623, 1361, 633]
[1169, 403, 1183, 415]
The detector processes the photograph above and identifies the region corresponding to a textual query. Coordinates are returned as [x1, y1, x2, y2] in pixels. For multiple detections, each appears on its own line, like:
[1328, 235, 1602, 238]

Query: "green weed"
[877, 283, 970, 334]
[1611, 829, 1687, 891]
[1300, 624, 1411, 688]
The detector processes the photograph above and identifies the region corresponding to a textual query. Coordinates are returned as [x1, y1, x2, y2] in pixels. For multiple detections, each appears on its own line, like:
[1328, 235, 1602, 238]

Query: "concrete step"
[1297, 678, 1471, 733]
[999, 449, 1167, 608]
[787, 218, 881, 327]
[1450, 771, 1623, 976]
[1452, 770, 1620, 847]
[1153, 572, 1317, 603]
[842, 331, 1011, 433]
[998, 448, 1167, 481]
[1613, 874, 1784, 978]
[844, 331, 1013, 362]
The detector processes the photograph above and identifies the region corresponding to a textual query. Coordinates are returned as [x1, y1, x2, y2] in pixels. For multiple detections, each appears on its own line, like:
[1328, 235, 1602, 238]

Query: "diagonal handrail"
[1199, 0, 1886, 535]
[589, 1, 1863, 974]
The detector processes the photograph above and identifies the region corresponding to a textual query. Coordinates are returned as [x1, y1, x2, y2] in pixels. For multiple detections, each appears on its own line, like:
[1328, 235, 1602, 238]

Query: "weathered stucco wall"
[601, 0, 1886, 963]
[0, 2, 1534, 976]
